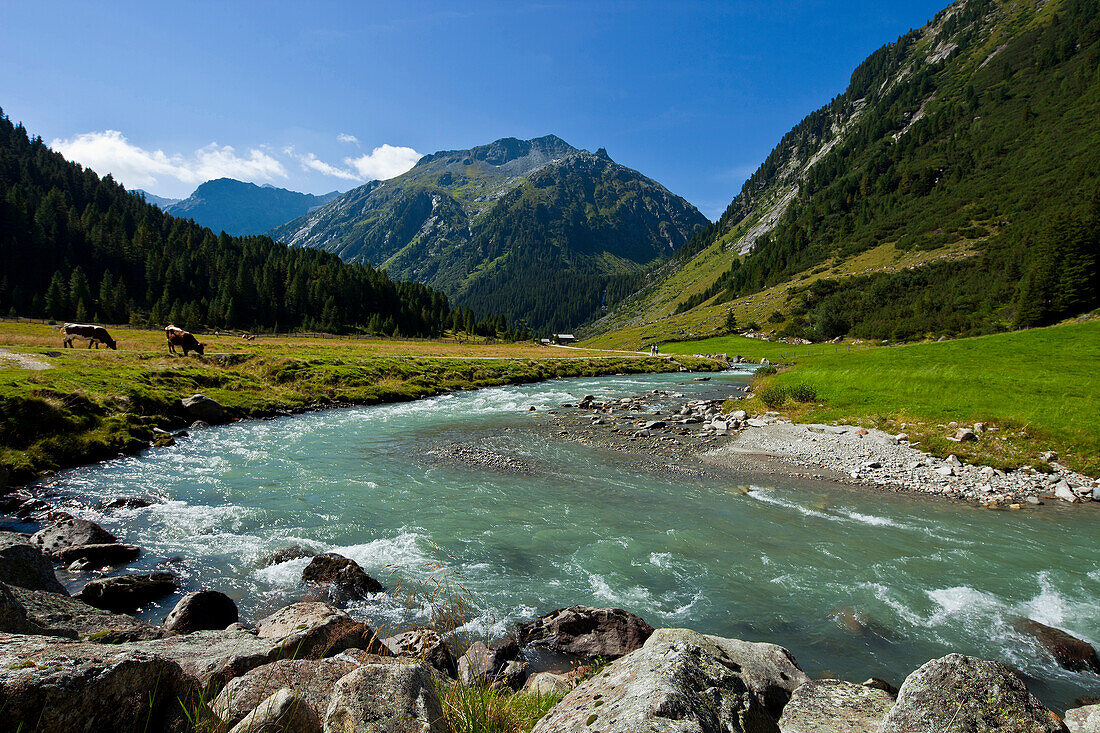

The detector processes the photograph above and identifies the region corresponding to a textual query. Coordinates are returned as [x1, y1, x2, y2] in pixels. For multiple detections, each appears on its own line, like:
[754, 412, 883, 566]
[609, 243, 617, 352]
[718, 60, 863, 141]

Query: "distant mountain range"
[132, 190, 181, 209]
[162, 179, 341, 236]
[270, 135, 708, 332]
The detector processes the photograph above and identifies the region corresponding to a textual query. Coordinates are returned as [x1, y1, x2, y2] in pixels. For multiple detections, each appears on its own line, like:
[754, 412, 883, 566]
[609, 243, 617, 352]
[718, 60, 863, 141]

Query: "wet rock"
[256, 601, 384, 659]
[182, 393, 227, 423]
[164, 590, 239, 634]
[98, 497, 154, 510]
[213, 654, 374, 728]
[383, 628, 456, 677]
[0, 530, 68, 594]
[531, 628, 809, 732]
[58, 542, 140, 569]
[522, 671, 573, 696]
[0, 632, 194, 732]
[323, 662, 448, 732]
[456, 637, 521, 687]
[879, 653, 1067, 732]
[516, 605, 654, 660]
[8, 583, 159, 641]
[1013, 618, 1100, 673]
[1065, 704, 1100, 733]
[229, 686, 322, 733]
[778, 679, 894, 733]
[0, 581, 44, 634]
[76, 571, 179, 612]
[30, 515, 117, 558]
[258, 543, 316, 566]
[302, 552, 384, 603]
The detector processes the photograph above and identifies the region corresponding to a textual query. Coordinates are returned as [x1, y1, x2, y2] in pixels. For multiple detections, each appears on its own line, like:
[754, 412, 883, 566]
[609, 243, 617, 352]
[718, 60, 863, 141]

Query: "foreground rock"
[384, 628, 457, 676]
[778, 679, 894, 733]
[182, 393, 227, 423]
[8, 582, 159, 641]
[164, 590, 239, 633]
[302, 552, 384, 604]
[517, 605, 654, 660]
[1013, 618, 1100, 673]
[30, 515, 117, 558]
[58, 542, 140, 569]
[76, 571, 179, 612]
[230, 686, 322, 733]
[0, 530, 68, 593]
[0, 581, 43, 634]
[879, 654, 1067, 732]
[323, 661, 448, 733]
[259, 543, 316, 566]
[457, 638, 522, 688]
[256, 602, 384, 658]
[1066, 704, 1100, 733]
[522, 670, 574, 696]
[531, 628, 809, 732]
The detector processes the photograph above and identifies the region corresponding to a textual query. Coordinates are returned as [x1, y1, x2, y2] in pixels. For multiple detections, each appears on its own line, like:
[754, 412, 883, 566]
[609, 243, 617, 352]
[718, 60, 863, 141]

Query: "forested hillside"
[597, 0, 1099, 342]
[0, 110, 468, 337]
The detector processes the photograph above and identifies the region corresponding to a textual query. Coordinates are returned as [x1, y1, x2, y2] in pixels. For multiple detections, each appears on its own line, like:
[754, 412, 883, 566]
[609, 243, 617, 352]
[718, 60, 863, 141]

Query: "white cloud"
[49, 130, 288, 195]
[345, 144, 422, 181]
[336, 133, 359, 145]
[296, 152, 362, 181]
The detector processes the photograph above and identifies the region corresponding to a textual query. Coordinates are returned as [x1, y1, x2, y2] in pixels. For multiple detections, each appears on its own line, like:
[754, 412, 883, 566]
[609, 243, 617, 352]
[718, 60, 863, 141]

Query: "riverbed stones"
[256, 601, 384, 658]
[879, 653, 1066, 732]
[0, 530, 67, 593]
[30, 515, 116, 558]
[1066, 704, 1100, 733]
[323, 661, 448, 733]
[1055, 481, 1080, 503]
[164, 590, 239, 634]
[1012, 618, 1100, 673]
[302, 552, 384, 603]
[515, 605, 655, 660]
[182, 393, 227, 423]
[531, 628, 809, 733]
[58, 542, 140, 569]
[76, 571, 179, 612]
[383, 628, 456, 676]
[8, 582, 159, 641]
[777, 679, 894, 732]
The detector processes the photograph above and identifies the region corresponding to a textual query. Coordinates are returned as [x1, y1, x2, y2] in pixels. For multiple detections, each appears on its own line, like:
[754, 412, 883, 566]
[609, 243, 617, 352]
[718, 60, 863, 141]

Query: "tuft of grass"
[439, 683, 563, 733]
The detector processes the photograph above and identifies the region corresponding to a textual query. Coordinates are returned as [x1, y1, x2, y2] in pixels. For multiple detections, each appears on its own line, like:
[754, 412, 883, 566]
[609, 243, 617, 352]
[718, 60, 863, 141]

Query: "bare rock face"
[0, 581, 44, 634]
[302, 553, 384, 604]
[30, 515, 117, 558]
[164, 590, 239, 634]
[778, 679, 894, 733]
[228, 686, 323, 733]
[323, 662, 449, 733]
[1065, 704, 1100, 733]
[213, 654, 380, 728]
[8, 582, 159, 641]
[530, 628, 810, 733]
[256, 601, 384, 658]
[76, 571, 179, 612]
[879, 654, 1067, 733]
[1013, 618, 1100, 673]
[0, 632, 194, 732]
[384, 628, 457, 677]
[516, 605, 655, 660]
[0, 530, 68, 593]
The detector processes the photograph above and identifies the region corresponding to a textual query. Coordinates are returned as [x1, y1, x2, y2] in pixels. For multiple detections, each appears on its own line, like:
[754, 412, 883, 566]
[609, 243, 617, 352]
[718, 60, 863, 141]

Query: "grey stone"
[954, 428, 977, 442]
[76, 571, 179, 612]
[164, 590, 239, 634]
[0, 530, 67, 594]
[258, 543, 316, 566]
[490, 659, 528, 692]
[0, 581, 43, 634]
[457, 639, 521, 687]
[879, 653, 1066, 732]
[516, 605, 654, 660]
[58, 542, 140, 568]
[229, 687, 323, 733]
[521, 671, 573, 696]
[1055, 481, 1080, 503]
[323, 662, 448, 733]
[777, 679, 893, 732]
[530, 628, 809, 732]
[8, 583, 159, 641]
[30, 515, 117, 558]
[1012, 618, 1100, 673]
[302, 552, 384, 604]
[384, 628, 456, 677]
[1066, 704, 1100, 733]
[256, 601, 385, 659]
[182, 393, 227, 423]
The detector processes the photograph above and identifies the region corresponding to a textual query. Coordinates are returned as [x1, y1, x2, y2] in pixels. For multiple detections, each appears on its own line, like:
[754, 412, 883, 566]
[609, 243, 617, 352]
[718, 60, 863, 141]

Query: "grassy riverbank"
[0, 320, 720, 484]
[660, 319, 1100, 477]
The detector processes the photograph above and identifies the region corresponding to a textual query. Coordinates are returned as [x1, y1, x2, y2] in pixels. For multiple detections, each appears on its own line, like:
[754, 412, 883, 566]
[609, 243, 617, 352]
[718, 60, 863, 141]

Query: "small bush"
[755, 365, 778, 376]
[787, 383, 818, 403]
[758, 386, 788, 408]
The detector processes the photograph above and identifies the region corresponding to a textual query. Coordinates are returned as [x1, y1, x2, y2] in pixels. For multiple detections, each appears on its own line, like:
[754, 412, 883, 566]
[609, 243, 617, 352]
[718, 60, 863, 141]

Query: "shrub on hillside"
[787, 383, 818, 403]
[758, 386, 788, 408]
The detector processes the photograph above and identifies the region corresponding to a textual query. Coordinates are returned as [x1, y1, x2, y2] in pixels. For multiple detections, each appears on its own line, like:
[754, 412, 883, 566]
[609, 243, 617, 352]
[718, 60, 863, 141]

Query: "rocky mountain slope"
[270, 135, 708, 333]
[166, 178, 340, 236]
[590, 0, 1099, 344]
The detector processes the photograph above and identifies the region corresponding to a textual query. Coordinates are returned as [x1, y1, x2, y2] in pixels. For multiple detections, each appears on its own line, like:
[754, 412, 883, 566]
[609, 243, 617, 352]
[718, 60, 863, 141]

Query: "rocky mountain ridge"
[166, 178, 341, 236]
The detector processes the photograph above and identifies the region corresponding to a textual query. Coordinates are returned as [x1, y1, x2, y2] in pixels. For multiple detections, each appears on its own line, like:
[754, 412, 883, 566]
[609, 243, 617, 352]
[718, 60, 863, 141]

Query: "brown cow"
[165, 325, 205, 356]
[62, 323, 117, 350]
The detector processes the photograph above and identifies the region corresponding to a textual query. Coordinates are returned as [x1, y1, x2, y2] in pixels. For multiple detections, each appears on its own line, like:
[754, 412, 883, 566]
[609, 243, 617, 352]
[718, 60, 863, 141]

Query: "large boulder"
[229, 686, 323, 733]
[138, 629, 289, 692]
[213, 653, 376, 728]
[256, 601, 384, 658]
[384, 628, 457, 677]
[8, 582, 159, 641]
[182, 393, 227, 423]
[879, 654, 1067, 732]
[323, 662, 448, 733]
[164, 590, 239, 634]
[58, 542, 140, 569]
[1066, 704, 1100, 733]
[777, 679, 894, 733]
[0, 530, 67, 594]
[530, 628, 810, 733]
[1013, 618, 1100, 673]
[302, 553, 384, 604]
[457, 638, 521, 688]
[0, 581, 44, 634]
[516, 605, 654, 660]
[0, 632, 194, 732]
[76, 571, 179, 612]
[30, 515, 117, 558]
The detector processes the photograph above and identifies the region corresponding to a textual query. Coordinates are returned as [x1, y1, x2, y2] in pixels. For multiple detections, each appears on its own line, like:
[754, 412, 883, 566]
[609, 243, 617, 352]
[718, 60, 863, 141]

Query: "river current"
[33, 370, 1100, 711]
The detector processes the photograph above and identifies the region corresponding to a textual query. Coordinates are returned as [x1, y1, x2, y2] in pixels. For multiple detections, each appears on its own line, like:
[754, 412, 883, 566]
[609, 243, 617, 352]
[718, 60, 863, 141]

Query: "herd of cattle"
[60, 323, 207, 355]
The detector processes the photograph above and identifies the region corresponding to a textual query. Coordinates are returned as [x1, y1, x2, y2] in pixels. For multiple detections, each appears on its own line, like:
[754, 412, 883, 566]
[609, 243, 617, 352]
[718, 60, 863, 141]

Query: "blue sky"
[1, 0, 948, 218]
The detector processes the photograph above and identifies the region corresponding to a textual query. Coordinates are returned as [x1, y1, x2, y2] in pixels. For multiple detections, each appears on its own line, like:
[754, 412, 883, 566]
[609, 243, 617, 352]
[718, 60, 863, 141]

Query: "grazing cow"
[61, 323, 117, 350]
[164, 325, 205, 356]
